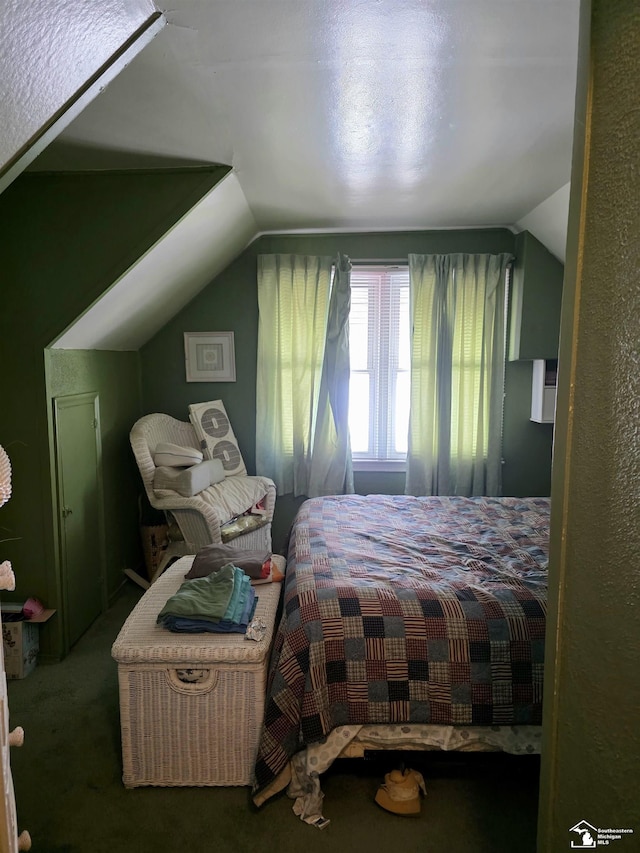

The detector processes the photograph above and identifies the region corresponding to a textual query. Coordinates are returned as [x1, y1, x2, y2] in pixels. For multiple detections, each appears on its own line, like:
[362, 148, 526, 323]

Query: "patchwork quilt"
[253, 494, 550, 797]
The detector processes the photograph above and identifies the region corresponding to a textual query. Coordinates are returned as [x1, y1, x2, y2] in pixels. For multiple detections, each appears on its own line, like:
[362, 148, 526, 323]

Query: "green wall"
[141, 229, 560, 549]
[502, 361, 555, 496]
[503, 231, 564, 497]
[509, 230, 565, 361]
[0, 167, 228, 659]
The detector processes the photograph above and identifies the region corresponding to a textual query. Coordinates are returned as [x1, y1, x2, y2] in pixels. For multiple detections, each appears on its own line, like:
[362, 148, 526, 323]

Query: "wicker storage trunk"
[111, 556, 282, 787]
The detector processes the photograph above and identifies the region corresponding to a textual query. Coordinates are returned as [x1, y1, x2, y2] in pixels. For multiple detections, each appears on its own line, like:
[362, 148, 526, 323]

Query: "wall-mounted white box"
[531, 359, 557, 424]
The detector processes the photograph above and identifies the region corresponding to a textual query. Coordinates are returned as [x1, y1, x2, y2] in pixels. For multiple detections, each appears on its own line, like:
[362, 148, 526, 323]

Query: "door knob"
[61, 506, 73, 518]
[9, 726, 24, 747]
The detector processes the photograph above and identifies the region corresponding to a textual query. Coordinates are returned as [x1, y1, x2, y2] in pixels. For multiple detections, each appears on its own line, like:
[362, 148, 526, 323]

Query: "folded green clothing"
[157, 564, 236, 623]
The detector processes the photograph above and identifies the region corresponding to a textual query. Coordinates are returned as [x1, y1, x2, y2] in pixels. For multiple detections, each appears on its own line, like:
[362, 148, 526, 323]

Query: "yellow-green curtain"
[257, 253, 352, 497]
[406, 253, 511, 496]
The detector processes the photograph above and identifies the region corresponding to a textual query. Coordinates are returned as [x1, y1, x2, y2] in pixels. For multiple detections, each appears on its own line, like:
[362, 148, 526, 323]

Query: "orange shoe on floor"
[374, 768, 427, 816]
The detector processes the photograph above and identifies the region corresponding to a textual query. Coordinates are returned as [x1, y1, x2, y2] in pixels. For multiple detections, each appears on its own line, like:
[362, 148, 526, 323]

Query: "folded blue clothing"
[224, 568, 251, 623]
[159, 595, 258, 634]
[238, 587, 256, 625]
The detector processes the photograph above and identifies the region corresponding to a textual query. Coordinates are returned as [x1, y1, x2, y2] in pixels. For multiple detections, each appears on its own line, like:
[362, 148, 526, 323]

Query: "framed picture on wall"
[184, 332, 236, 382]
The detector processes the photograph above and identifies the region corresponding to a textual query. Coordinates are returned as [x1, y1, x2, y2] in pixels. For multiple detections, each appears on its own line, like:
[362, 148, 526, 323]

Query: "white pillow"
[153, 442, 203, 468]
[153, 459, 225, 497]
[188, 400, 247, 477]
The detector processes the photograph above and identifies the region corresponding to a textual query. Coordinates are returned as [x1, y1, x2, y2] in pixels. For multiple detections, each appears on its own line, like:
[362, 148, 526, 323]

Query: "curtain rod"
[349, 259, 408, 264]
[348, 256, 514, 266]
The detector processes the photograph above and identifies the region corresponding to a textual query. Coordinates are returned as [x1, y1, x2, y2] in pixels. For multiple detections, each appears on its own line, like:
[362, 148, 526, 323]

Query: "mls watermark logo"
[569, 820, 635, 847]
[570, 821, 597, 848]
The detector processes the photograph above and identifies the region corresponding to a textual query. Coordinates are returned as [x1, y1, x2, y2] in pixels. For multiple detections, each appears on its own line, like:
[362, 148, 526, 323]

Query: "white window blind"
[348, 265, 410, 468]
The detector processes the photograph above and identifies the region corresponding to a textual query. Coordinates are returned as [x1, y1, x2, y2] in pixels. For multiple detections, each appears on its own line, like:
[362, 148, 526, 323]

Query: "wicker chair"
[130, 414, 276, 571]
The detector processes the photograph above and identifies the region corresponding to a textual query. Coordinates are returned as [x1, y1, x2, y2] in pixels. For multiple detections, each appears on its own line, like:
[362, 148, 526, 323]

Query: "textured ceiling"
[33, 0, 581, 234]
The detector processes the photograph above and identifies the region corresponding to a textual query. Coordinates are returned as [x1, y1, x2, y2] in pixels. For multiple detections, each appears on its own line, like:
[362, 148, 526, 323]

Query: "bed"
[252, 493, 550, 820]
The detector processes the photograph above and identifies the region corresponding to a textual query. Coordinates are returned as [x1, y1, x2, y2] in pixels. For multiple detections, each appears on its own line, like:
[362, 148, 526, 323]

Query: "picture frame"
[184, 332, 236, 382]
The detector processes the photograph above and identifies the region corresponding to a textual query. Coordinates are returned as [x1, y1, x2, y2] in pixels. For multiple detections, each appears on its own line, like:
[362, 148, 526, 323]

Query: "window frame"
[349, 264, 410, 472]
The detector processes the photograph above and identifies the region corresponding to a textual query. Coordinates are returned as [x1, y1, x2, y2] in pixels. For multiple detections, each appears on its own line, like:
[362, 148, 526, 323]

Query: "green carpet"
[7, 580, 540, 852]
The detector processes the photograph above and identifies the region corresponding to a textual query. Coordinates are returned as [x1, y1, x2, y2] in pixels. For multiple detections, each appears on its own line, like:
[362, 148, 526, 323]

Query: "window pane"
[349, 372, 370, 453]
[349, 287, 369, 371]
[397, 285, 410, 370]
[394, 371, 409, 454]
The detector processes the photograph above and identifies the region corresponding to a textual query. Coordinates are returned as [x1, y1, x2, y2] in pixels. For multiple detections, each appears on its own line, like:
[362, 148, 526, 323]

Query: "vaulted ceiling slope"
[25, 1, 580, 349]
[0, 0, 163, 194]
[53, 171, 257, 350]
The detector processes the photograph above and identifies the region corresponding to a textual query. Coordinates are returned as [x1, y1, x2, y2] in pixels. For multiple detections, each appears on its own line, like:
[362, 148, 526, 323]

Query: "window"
[348, 266, 410, 469]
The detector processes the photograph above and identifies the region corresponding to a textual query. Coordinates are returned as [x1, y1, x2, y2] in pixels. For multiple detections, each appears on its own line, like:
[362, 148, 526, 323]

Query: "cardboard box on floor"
[1, 609, 56, 679]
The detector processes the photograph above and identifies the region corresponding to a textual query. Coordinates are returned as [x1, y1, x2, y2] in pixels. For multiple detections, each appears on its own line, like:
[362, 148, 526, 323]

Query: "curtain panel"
[256, 253, 353, 498]
[406, 253, 512, 497]
[308, 253, 354, 496]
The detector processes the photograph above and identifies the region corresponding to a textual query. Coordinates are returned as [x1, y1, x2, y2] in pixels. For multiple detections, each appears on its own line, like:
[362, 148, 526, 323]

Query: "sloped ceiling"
[29, 0, 580, 349]
[52, 172, 257, 350]
[516, 183, 571, 262]
[0, 0, 163, 194]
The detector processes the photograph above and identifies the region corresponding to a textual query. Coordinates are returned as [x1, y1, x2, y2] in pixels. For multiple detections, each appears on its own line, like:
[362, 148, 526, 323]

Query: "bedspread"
[253, 494, 550, 798]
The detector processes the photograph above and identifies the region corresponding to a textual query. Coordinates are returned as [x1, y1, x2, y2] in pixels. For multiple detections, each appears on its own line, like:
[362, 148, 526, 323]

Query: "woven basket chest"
[111, 557, 282, 787]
